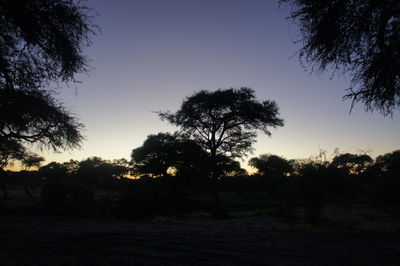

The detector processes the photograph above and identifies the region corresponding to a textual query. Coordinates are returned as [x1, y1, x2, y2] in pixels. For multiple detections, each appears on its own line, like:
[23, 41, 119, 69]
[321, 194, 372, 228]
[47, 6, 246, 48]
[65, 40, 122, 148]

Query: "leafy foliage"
[75, 157, 129, 187]
[20, 152, 45, 170]
[0, 0, 96, 160]
[331, 153, 373, 174]
[0, 0, 95, 89]
[281, 0, 400, 115]
[0, 89, 84, 150]
[159, 87, 284, 158]
[131, 132, 207, 179]
[249, 154, 292, 176]
[0, 139, 25, 168]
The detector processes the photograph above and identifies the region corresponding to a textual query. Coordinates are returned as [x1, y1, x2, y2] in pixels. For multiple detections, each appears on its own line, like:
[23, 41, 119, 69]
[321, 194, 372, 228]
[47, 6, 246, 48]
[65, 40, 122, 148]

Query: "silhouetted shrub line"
[1, 150, 398, 231]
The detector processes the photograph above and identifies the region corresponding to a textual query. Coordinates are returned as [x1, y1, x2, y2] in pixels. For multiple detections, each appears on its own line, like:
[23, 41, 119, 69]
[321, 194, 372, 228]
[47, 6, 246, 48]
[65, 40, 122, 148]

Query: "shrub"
[294, 163, 348, 226]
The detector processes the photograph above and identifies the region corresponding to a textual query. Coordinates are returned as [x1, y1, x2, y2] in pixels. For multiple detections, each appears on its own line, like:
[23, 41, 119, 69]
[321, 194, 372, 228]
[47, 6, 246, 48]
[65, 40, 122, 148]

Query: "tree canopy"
[159, 87, 284, 159]
[131, 132, 207, 179]
[0, 0, 95, 89]
[20, 152, 45, 170]
[331, 153, 373, 174]
[0, 0, 96, 161]
[375, 150, 400, 173]
[249, 154, 292, 176]
[0, 139, 25, 168]
[280, 0, 400, 115]
[0, 89, 84, 150]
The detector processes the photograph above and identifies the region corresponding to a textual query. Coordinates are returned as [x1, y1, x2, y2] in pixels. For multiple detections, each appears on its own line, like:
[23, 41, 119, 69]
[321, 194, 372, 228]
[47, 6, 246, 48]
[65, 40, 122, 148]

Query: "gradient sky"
[37, 0, 399, 169]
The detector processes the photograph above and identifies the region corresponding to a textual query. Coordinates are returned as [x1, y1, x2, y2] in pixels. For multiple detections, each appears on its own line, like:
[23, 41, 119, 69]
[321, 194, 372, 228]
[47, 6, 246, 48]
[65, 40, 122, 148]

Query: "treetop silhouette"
[158, 87, 284, 159]
[0, 0, 96, 161]
[281, 0, 400, 115]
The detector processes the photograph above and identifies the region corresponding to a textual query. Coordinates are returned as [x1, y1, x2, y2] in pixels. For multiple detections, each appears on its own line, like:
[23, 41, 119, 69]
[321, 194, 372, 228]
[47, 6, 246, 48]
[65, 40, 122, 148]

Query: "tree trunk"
[208, 150, 228, 218]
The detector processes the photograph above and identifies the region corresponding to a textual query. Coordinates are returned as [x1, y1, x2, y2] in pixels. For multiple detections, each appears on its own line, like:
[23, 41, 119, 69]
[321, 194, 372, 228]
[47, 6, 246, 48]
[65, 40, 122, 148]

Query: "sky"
[37, 0, 399, 169]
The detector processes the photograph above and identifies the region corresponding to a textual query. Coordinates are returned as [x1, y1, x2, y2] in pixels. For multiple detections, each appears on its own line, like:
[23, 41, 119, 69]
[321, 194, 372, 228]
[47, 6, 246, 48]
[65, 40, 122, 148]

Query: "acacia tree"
[331, 153, 373, 174]
[249, 154, 292, 176]
[280, 0, 400, 115]
[131, 132, 207, 180]
[0, 0, 96, 158]
[0, 139, 25, 169]
[20, 152, 45, 171]
[159, 87, 284, 203]
[0, 139, 25, 198]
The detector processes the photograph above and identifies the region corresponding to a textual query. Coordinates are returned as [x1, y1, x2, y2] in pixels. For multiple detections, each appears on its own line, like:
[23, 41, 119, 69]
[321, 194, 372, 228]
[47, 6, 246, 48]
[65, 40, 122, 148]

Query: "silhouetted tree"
[280, 0, 400, 115]
[0, 0, 95, 89]
[131, 132, 208, 187]
[0, 139, 25, 168]
[331, 153, 373, 174]
[288, 159, 353, 226]
[249, 154, 292, 176]
[372, 150, 400, 231]
[17, 152, 44, 205]
[62, 159, 80, 176]
[375, 150, 400, 173]
[109, 159, 130, 179]
[0, 140, 25, 198]
[76, 157, 126, 187]
[20, 152, 45, 171]
[159, 88, 284, 208]
[39, 161, 69, 183]
[214, 154, 245, 178]
[160, 88, 284, 159]
[0, 0, 96, 159]
[1, 89, 84, 150]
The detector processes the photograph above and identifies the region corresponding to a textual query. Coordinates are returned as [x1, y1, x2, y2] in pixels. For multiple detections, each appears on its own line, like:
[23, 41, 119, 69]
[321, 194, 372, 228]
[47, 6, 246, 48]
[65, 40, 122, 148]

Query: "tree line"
[1, 139, 399, 228]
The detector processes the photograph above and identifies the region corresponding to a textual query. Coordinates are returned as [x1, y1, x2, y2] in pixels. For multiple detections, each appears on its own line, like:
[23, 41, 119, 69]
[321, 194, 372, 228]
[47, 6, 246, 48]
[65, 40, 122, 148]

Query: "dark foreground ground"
[1, 213, 400, 266]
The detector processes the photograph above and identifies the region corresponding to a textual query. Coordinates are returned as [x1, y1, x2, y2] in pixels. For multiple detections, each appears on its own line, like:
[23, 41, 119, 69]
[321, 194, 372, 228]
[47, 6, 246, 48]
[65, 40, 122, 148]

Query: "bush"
[294, 163, 348, 226]
[375, 174, 400, 231]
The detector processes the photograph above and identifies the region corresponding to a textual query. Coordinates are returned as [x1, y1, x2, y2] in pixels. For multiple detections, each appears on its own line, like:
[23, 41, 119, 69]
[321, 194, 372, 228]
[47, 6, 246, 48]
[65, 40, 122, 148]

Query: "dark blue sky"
[39, 0, 399, 167]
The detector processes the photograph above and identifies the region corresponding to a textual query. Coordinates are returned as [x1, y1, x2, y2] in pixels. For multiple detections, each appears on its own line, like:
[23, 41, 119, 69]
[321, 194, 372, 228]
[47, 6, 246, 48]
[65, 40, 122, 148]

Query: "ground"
[1, 213, 400, 265]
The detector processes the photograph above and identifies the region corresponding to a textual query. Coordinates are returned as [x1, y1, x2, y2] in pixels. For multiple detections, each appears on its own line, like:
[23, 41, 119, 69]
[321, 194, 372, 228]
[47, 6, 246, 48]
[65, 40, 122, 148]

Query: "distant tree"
[110, 159, 130, 179]
[131, 132, 207, 180]
[372, 150, 400, 231]
[0, 139, 25, 168]
[0, 140, 25, 198]
[249, 154, 292, 176]
[20, 152, 45, 171]
[62, 159, 80, 176]
[159, 87, 284, 206]
[76, 157, 107, 186]
[159, 88, 284, 159]
[39, 161, 67, 180]
[374, 150, 400, 173]
[294, 161, 350, 225]
[331, 153, 373, 174]
[280, 0, 400, 115]
[0, 0, 96, 160]
[214, 154, 245, 178]
[74, 157, 129, 187]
